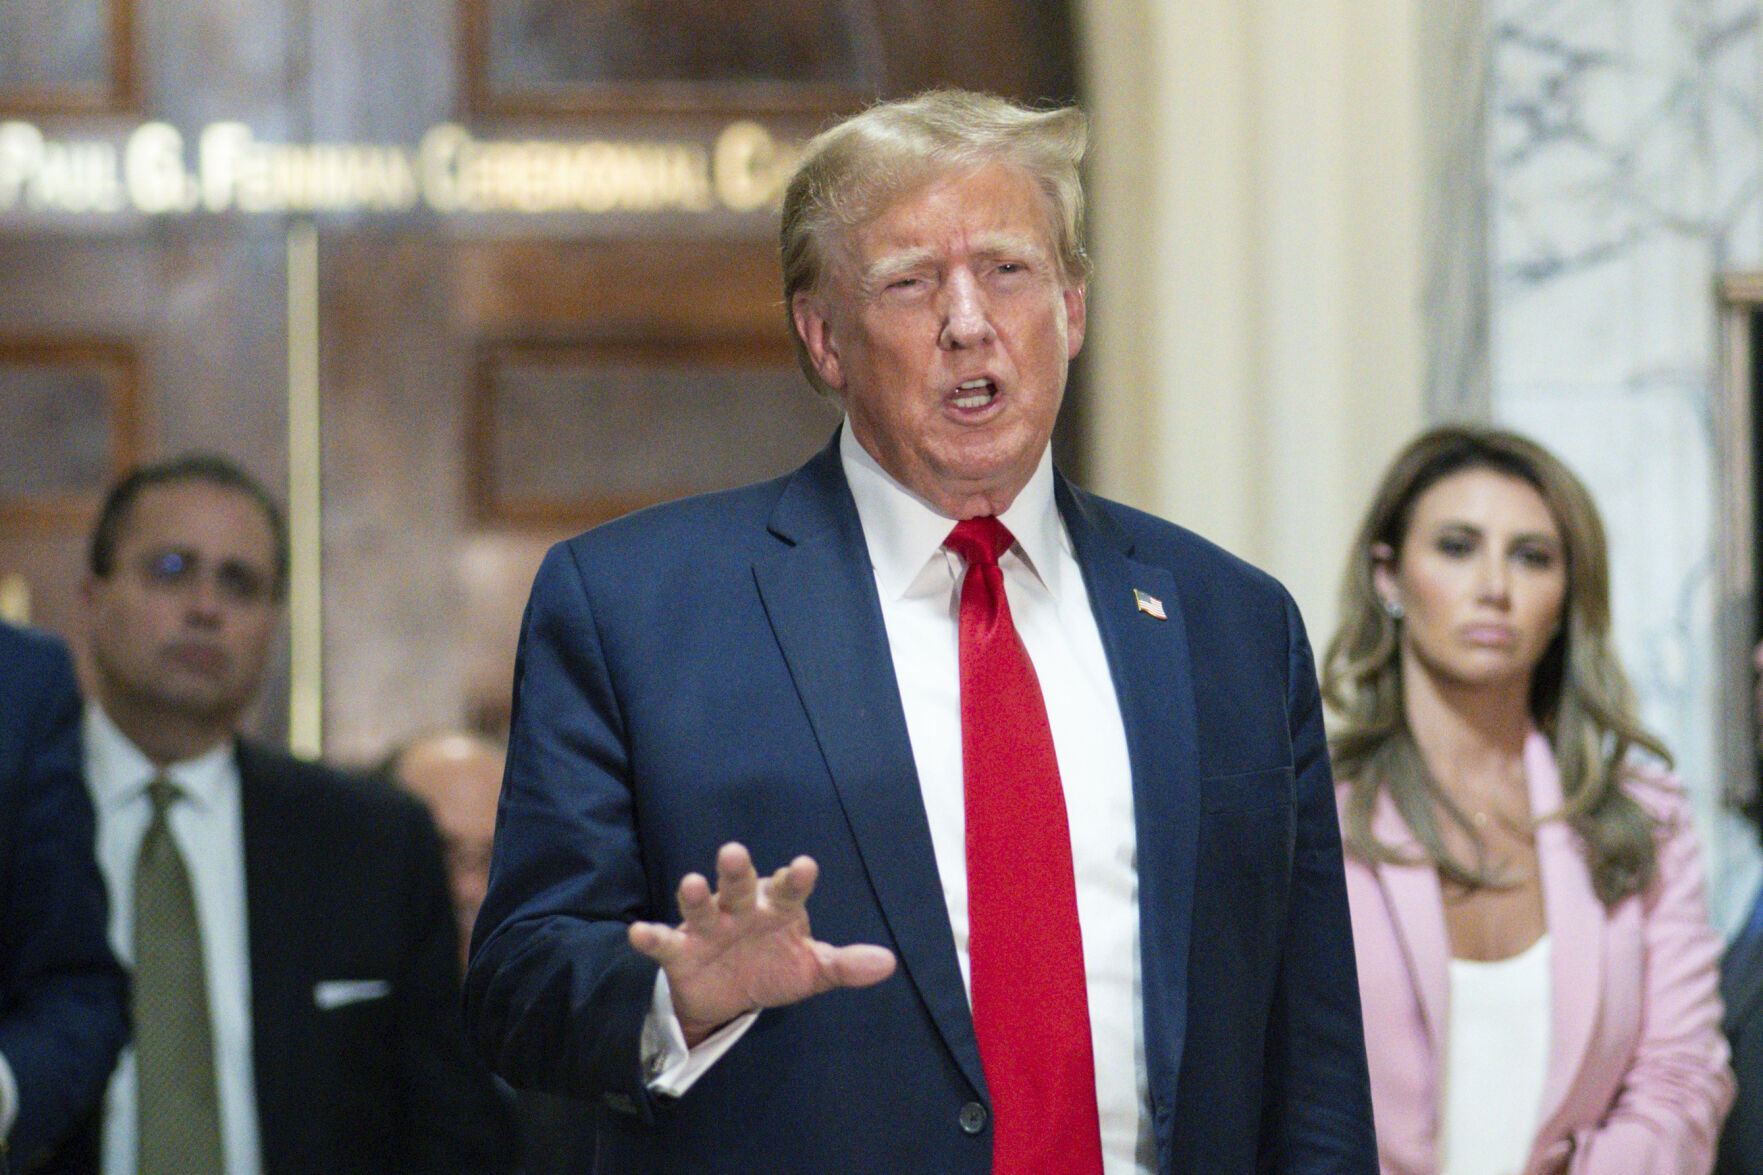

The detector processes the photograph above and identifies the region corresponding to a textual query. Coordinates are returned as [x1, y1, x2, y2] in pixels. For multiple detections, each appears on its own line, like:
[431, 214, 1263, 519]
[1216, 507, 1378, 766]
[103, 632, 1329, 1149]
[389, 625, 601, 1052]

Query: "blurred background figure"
[0, 620, 128, 1174]
[384, 729, 593, 1175]
[77, 453, 512, 1175]
[1715, 641, 1763, 1174]
[383, 731, 502, 970]
[1323, 425, 1733, 1174]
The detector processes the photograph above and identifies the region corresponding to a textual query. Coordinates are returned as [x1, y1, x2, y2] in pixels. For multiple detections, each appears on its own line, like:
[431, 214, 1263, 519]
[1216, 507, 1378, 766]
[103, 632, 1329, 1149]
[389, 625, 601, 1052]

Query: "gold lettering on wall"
[713, 120, 799, 213]
[0, 574, 28, 626]
[0, 119, 800, 218]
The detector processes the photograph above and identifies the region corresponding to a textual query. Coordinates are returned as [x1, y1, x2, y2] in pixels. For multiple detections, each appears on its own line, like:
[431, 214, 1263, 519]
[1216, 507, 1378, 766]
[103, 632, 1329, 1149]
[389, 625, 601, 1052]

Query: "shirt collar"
[838, 421, 1067, 601]
[84, 701, 237, 813]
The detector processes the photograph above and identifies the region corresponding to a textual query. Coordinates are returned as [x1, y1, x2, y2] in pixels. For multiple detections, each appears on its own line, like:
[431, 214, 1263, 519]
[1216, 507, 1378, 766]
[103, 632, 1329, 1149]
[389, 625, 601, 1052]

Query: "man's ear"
[791, 292, 846, 393]
[1063, 280, 1087, 359]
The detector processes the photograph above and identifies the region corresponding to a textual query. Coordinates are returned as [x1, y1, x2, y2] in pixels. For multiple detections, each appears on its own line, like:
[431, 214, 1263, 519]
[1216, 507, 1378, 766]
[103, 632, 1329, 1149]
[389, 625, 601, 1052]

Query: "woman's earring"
[1381, 597, 1404, 621]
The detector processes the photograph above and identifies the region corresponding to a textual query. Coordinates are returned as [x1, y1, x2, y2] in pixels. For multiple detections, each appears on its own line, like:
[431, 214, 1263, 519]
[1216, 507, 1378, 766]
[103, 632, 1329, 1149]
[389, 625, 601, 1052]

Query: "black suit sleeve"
[0, 629, 128, 1168]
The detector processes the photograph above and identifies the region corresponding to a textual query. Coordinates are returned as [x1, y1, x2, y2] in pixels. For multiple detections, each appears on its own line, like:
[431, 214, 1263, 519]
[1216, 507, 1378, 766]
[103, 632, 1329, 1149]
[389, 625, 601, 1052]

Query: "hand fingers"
[823, 943, 896, 989]
[714, 843, 759, 915]
[628, 920, 684, 962]
[676, 872, 716, 933]
[764, 855, 820, 910]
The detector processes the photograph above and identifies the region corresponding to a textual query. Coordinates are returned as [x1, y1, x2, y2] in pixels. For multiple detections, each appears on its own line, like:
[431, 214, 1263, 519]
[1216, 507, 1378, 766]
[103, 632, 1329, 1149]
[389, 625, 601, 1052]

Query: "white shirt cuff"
[639, 970, 759, 1097]
[0, 1048, 18, 1141]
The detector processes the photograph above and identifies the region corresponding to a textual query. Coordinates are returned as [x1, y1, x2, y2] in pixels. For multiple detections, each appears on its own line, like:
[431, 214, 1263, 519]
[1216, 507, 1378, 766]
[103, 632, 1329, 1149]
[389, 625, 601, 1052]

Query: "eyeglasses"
[133, 548, 275, 607]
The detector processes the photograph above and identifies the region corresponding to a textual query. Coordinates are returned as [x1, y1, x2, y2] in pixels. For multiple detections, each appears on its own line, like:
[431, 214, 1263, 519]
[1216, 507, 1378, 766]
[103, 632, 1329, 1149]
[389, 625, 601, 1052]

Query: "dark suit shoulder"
[558, 471, 793, 572]
[0, 623, 78, 714]
[0, 620, 74, 673]
[1065, 484, 1292, 608]
[234, 741, 432, 835]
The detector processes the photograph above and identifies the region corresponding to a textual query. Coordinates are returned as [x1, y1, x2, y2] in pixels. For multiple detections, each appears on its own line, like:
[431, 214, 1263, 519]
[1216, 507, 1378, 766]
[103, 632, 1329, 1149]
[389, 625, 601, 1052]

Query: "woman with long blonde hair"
[1324, 424, 1731, 1174]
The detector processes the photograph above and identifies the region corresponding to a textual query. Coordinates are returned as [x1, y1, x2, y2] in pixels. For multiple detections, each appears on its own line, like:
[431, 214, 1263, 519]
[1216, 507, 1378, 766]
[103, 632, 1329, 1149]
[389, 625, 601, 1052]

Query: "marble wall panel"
[1488, 0, 1763, 927]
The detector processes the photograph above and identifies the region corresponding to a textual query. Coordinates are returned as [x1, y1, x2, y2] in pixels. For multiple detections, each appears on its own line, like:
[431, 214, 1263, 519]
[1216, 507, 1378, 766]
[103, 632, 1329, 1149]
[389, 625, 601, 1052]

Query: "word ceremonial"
[0, 119, 800, 217]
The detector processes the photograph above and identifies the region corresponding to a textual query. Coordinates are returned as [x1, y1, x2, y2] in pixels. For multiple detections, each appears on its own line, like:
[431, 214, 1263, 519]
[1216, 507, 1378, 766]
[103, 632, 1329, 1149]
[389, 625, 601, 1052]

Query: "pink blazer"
[1342, 732, 1733, 1175]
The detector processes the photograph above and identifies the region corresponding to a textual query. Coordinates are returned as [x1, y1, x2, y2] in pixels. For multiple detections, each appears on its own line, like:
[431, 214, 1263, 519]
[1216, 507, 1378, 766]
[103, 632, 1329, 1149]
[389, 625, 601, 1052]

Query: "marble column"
[1486, 0, 1763, 927]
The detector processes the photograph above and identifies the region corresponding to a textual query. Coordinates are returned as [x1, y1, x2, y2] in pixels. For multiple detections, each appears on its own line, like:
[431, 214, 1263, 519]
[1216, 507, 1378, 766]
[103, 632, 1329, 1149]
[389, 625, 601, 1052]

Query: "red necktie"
[945, 516, 1104, 1175]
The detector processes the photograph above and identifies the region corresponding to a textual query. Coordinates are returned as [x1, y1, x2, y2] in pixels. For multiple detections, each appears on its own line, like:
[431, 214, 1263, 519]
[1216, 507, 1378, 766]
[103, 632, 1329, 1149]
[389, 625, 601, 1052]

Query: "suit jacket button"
[958, 1102, 988, 1135]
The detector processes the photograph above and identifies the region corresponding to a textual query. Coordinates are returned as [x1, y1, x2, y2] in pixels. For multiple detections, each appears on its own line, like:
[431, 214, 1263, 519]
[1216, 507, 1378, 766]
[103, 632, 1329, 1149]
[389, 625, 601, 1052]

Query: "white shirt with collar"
[84, 703, 263, 1175]
[646, 426, 1153, 1172]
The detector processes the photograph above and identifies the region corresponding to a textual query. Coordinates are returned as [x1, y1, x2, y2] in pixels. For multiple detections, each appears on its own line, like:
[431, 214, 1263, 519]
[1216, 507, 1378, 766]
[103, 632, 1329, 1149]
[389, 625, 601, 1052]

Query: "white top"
[645, 426, 1152, 1172]
[1440, 933, 1552, 1175]
[84, 705, 264, 1175]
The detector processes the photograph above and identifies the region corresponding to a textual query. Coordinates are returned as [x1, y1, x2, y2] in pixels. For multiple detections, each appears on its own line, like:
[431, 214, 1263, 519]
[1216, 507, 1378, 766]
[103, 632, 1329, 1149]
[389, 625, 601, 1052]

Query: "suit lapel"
[1369, 794, 1451, 1056]
[751, 440, 989, 1099]
[235, 745, 300, 1175]
[1056, 482, 1200, 1112]
[1525, 733, 1605, 1135]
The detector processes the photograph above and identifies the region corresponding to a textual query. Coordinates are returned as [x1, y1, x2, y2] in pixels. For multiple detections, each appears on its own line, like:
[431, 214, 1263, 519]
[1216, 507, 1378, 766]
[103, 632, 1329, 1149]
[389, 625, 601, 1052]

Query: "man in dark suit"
[1716, 640, 1763, 1175]
[465, 90, 1376, 1173]
[78, 453, 513, 1175]
[0, 621, 128, 1174]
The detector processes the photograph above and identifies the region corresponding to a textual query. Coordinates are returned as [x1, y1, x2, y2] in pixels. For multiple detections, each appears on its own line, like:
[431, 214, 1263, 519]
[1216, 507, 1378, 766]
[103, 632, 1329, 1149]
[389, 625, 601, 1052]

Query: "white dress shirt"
[84, 704, 263, 1175]
[0, 1059, 14, 1145]
[840, 427, 1152, 1174]
[647, 428, 1154, 1172]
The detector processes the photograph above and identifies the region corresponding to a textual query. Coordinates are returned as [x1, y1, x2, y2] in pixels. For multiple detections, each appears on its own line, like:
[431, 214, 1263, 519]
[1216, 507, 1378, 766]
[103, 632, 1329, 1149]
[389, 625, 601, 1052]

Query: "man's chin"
[149, 678, 250, 725]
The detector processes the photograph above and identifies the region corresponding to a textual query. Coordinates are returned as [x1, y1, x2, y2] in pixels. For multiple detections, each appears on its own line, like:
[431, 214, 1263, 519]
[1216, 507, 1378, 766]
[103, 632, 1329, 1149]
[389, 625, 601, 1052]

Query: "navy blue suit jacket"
[0, 624, 127, 1172]
[1717, 893, 1763, 1174]
[465, 438, 1375, 1173]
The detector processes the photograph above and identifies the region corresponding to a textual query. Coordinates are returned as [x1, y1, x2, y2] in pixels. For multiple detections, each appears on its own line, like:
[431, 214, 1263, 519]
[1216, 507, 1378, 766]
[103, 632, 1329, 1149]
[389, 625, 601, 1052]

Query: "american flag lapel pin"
[1133, 589, 1167, 620]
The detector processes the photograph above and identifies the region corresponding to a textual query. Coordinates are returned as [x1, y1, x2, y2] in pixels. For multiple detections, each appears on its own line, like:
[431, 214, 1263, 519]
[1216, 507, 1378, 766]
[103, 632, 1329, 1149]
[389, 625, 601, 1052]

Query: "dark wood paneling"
[0, 337, 139, 521]
[469, 336, 833, 527]
[0, 0, 136, 114]
[1, 0, 1079, 760]
[461, 0, 1077, 118]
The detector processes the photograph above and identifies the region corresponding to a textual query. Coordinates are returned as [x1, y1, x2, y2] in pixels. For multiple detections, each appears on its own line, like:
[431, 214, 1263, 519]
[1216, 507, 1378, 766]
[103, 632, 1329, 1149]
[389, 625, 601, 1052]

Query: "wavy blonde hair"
[1321, 425, 1669, 906]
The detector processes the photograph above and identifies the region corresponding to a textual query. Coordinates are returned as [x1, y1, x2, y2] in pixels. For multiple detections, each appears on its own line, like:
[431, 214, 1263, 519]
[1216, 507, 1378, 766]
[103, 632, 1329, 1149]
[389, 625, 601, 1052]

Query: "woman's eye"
[1436, 535, 1473, 557]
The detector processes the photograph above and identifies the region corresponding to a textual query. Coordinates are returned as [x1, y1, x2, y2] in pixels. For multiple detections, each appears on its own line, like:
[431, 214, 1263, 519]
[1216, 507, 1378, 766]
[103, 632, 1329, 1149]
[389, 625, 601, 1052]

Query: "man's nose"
[938, 271, 995, 349]
[182, 575, 226, 623]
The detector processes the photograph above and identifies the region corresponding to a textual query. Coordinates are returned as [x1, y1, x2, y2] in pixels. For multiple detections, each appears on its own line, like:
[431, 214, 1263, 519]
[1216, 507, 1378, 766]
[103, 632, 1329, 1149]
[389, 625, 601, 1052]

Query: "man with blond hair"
[467, 91, 1375, 1174]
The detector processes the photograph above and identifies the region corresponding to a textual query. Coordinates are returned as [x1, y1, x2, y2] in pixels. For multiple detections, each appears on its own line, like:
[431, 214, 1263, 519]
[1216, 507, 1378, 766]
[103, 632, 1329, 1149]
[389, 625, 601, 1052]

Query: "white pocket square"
[313, 978, 392, 1010]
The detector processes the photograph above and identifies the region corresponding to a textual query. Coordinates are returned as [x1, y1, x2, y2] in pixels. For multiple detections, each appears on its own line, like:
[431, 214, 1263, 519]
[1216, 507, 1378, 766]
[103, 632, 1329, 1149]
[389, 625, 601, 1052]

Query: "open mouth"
[951, 378, 998, 410]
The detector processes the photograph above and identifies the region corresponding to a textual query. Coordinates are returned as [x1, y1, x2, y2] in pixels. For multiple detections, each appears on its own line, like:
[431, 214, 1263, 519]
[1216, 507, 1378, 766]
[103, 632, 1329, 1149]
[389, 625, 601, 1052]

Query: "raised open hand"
[628, 842, 896, 1045]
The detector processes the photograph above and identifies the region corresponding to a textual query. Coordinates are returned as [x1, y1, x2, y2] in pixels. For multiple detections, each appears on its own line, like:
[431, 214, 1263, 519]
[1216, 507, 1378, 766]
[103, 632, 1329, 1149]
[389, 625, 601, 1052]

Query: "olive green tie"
[133, 777, 224, 1175]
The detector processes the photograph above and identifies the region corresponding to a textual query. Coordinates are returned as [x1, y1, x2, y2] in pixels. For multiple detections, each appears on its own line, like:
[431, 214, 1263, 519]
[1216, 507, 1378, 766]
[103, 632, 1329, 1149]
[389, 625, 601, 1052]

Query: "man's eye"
[145, 551, 191, 584]
[216, 565, 269, 604]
